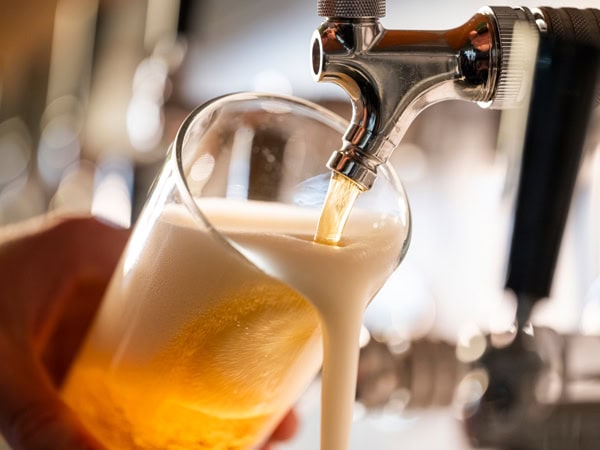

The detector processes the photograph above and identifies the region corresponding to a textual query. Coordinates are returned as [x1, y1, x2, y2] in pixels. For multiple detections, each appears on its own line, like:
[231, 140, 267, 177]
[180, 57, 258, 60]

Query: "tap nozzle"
[312, 4, 540, 189]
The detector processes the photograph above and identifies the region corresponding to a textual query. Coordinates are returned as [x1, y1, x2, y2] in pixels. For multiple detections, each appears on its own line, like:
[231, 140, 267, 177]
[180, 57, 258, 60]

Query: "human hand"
[0, 216, 129, 450]
[0, 215, 298, 450]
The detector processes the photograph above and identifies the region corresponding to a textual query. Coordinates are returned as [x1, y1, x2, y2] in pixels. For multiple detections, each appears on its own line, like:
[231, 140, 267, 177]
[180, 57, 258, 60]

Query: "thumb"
[0, 343, 102, 450]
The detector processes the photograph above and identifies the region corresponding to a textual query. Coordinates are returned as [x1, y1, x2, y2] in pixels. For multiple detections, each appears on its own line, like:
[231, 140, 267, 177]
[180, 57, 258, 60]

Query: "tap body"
[310, 6, 600, 190]
[312, 6, 543, 189]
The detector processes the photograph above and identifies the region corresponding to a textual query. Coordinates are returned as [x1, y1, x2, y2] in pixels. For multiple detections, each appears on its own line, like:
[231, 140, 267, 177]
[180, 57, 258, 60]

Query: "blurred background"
[1, 0, 600, 449]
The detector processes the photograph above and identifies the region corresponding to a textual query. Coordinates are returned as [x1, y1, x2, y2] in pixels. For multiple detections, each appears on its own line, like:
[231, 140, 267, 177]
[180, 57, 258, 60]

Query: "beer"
[62, 198, 406, 449]
[314, 172, 364, 245]
[314, 171, 406, 450]
[62, 201, 323, 449]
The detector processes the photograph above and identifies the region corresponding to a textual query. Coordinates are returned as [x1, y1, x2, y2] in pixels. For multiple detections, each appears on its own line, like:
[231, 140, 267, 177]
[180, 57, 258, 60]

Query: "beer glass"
[62, 92, 411, 450]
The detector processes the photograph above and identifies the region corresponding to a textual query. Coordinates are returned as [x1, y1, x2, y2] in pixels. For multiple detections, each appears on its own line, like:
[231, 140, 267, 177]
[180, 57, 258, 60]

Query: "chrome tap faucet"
[312, 2, 599, 190]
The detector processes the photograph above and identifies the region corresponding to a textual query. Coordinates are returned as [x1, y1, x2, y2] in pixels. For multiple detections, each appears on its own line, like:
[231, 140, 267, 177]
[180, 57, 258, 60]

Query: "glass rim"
[169, 92, 350, 227]
[168, 91, 406, 236]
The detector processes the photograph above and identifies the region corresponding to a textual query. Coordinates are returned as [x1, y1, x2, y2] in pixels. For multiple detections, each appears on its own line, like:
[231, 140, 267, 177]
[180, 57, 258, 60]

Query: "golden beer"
[62, 204, 323, 450]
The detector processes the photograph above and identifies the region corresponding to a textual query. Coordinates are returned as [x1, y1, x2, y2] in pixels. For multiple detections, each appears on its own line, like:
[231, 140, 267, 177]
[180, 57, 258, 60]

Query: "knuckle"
[6, 400, 64, 449]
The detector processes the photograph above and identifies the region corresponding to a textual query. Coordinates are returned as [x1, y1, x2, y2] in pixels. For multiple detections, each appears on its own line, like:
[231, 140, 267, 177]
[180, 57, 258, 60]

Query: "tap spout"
[312, 7, 536, 189]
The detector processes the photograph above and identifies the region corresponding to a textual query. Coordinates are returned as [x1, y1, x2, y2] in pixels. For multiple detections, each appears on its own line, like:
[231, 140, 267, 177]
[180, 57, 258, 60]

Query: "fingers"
[270, 409, 298, 441]
[262, 409, 299, 449]
[40, 280, 109, 386]
[0, 215, 128, 449]
[60, 216, 130, 286]
[38, 217, 129, 384]
[0, 344, 103, 450]
[3, 401, 102, 450]
[0, 215, 129, 351]
[0, 215, 129, 348]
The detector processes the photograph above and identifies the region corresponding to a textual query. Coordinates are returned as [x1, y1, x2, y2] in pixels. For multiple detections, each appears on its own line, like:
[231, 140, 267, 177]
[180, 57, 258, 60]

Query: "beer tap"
[311, 2, 600, 191]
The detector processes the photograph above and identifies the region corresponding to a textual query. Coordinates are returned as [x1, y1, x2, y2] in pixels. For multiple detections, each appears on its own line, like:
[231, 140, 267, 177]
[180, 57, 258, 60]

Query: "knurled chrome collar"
[318, 0, 386, 18]
[484, 6, 540, 109]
